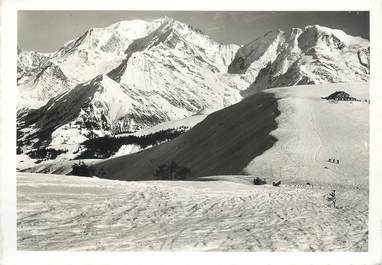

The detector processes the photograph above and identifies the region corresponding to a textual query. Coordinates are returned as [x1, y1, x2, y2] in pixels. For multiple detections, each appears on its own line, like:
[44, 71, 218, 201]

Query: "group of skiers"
[328, 158, 340, 164]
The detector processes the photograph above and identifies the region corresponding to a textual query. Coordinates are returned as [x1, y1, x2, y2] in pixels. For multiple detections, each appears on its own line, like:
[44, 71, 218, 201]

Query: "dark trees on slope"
[77, 127, 188, 159]
[154, 161, 191, 180]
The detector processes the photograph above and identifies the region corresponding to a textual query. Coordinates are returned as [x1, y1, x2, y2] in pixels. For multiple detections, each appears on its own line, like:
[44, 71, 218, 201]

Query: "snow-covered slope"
[18, 172, 368, 251]
[91, 82, 368, 189]
[17, 158, 101, 174]
[18, 61, 75, 109]
[228, 25, 370, 96]
[17, 74, 138, 151]
[245, 82, 369, 188]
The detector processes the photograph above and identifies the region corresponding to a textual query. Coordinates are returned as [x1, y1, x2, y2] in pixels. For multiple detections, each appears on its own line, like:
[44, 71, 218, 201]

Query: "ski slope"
[17, 172, 368, 251]
[245, 82, 369, 188]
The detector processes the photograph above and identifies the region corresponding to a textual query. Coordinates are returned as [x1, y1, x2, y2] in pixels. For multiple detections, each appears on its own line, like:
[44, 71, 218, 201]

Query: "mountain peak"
[122, 15, 220, 59]
[289, 27, 303, 36]
[155, 16, 174, 23]
[228, 24, 369, 95]
[228, 30, 284, 74]
[298, 24, 368, 50]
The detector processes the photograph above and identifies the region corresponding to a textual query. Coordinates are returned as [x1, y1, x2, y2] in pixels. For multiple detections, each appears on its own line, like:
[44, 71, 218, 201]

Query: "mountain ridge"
[17, 18, 369, 160]
[228, 24, 369, 96]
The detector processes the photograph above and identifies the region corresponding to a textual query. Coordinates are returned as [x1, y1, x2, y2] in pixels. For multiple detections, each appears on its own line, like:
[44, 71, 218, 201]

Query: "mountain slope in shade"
[91, 91, 280, 180]
[91, 82, 368, 188]
[228, 25, 369, 96]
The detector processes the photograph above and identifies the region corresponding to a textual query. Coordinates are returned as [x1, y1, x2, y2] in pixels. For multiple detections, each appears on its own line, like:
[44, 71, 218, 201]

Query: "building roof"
[325, 91, 351, 100]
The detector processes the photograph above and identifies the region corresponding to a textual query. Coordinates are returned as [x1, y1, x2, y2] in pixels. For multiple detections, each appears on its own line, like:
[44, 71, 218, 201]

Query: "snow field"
[18, 173, 368, 251]
[246, 82, 369, 188]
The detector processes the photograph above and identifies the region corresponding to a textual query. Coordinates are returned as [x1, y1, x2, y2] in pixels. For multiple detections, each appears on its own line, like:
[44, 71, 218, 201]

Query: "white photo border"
[1, 0, 381, 264]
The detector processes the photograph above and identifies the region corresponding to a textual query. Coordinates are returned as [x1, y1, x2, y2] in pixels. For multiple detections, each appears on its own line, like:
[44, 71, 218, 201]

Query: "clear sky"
[18, 11, 369, 53]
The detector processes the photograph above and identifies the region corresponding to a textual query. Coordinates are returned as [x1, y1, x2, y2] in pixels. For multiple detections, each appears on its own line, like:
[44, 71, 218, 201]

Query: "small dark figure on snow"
[272, 180, 281, 187]
[326, 190, 337, 208]
[306, 182, 313, 188]
[253, 177, 267, 185]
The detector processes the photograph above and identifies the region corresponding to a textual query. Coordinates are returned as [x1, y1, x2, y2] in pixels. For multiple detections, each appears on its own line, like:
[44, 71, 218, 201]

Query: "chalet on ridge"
[322, 91, 359, 101]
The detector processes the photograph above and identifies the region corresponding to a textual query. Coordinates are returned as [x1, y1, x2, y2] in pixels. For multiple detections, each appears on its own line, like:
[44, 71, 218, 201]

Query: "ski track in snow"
[17, 173, 368, 251]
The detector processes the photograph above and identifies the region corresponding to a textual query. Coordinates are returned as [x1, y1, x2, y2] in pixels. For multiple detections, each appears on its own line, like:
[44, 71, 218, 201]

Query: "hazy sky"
[18, 11, 369, 53]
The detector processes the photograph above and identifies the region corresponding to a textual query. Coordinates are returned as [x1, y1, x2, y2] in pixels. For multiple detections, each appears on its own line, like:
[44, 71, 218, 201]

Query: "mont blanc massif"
[17, 17, 370, 251]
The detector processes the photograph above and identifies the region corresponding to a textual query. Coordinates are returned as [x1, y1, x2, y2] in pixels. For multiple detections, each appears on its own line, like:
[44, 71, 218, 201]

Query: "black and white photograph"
[14, 10, 372, 251]
[14, 9, 372, 252]
[1, 1, 382, 263]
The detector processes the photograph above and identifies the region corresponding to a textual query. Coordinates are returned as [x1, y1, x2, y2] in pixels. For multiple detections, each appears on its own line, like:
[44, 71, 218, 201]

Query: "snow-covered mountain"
[17, 17, 241, 153]
[105, 17, 240, 130]
[17, 18, 167, 109]
[17, 48, 50, 83]
[48, 18, 166, 83]
[18, 17, 241, 111]
[228, 25, 369, 96]
[17, 18, 370, 159]
[18, 74, 134, 151]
